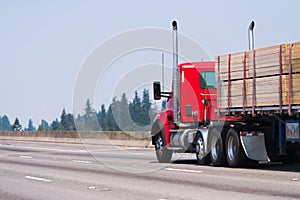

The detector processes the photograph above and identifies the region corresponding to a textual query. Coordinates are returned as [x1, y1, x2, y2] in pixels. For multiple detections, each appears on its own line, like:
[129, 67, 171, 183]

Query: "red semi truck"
[151, 21, 300, 167]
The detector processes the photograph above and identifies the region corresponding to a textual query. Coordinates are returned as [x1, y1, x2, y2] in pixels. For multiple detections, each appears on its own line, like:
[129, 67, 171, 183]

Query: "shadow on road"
[257, 162, 300, 173]
[171, 159, 198, 165]
[168, 158, 300, 173]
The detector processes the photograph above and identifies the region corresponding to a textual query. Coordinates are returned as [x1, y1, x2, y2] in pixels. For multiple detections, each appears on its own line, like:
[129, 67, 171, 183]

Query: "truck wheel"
[209, 129, 226, 166]
[195, 135, 211, 165]
[225, 128, 247, 167]
[155, 134, 172, 163]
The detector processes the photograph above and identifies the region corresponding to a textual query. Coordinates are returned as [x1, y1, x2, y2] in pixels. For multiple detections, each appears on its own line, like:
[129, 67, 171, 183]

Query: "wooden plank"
[292, 42, 300, 59]
[219, 74, 300, 108]
[216, 41, 300, 109]
[219, 93, 281, 108]
[220, 43, 300, 80]
[282, 74, 300, 105]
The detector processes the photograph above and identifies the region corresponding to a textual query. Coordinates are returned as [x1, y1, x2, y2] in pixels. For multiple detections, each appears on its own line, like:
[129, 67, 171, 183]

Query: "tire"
[209, 129, 226, 166]
[155, 134, 172, 163]
[195, 135, 211, 165]
[225, 128, 258, 167]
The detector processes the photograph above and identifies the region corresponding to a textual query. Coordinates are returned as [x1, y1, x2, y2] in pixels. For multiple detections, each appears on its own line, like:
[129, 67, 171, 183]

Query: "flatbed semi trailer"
[151, 21, 300, 167]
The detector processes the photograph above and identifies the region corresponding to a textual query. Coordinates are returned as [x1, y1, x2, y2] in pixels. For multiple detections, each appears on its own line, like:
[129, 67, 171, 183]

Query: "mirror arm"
[160, 92, 171, 99]
[161, 92, 171, 95]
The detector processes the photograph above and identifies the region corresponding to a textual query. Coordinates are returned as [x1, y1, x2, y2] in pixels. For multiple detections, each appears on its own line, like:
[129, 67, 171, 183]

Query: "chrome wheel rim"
[155, 136, 163, 155]
[196, 137, 205, 159]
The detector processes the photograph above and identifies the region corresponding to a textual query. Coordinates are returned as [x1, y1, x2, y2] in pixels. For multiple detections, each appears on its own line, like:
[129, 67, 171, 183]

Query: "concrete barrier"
[0, 131, 153, 148]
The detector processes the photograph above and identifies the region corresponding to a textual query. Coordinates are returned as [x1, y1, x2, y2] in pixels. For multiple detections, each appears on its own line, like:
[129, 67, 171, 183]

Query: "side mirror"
[153, 81, 161, 100]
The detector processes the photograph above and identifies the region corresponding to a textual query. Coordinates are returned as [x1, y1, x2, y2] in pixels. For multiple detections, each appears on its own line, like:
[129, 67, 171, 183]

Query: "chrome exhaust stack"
[172, 20, 180, 124]
[248, 21, 255, 50]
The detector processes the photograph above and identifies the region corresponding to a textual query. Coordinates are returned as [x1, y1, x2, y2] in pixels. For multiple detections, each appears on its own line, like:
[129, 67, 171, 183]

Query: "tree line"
[0, 89, 160, 132]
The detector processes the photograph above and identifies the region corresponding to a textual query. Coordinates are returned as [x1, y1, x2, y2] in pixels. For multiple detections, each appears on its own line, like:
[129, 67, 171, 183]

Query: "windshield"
[200, 71, 217, 89]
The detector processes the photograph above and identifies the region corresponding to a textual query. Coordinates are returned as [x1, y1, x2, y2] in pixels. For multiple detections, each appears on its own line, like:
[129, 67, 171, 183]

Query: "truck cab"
[179, 62, 217, 123]
[151, 61, 218, 162]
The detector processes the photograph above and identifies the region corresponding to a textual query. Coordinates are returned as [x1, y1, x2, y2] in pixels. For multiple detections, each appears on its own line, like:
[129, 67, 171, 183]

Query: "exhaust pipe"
[248, 21, 255, 50]
[172, 20, 180, 124]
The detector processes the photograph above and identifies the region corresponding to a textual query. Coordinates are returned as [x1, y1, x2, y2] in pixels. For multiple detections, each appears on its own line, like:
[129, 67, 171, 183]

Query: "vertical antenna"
[162, 53, 164, 92]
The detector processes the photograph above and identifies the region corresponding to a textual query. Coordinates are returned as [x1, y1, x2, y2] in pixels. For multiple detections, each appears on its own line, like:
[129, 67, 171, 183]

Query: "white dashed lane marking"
[72, 160, 92, 164]
[25, 176, 52, 182]
[164, 167, 203, 174]
[19, 155, 33, 159]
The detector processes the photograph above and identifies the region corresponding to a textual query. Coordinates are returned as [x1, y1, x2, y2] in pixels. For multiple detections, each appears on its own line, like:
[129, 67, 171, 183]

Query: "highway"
[0, 139, 300, 200]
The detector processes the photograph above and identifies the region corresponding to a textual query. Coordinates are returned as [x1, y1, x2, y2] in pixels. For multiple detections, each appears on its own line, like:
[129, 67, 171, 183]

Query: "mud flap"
[240, 132, 270, 161]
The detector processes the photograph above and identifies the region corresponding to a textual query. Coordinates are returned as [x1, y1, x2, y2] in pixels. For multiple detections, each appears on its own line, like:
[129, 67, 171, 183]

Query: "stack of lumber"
[216, 42, 300, 109]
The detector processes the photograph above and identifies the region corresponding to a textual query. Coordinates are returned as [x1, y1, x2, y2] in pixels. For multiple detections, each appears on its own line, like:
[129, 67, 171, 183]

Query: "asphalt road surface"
[0, 139, 300, 200]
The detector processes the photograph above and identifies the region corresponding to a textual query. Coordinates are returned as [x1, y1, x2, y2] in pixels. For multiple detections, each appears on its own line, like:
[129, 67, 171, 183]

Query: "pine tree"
[83, 99, 99, 131]
[75, 114, 84, 130]
[98, 104, 107, 130]
[141, 89, 151, 125]
[58, 108, 67, 130]
[59, 109, 76, 131]
[38, 119, 51, 131]
[106, 98, 119, 131]
[129, 91, 143, 125]
[1, 115, 12, 131]
[12, 118, 22, 131]
[84, 99, 95, 117]
[118, 93, 131, 130]
[26, 119, 36, 131]
[50, 118, 60, 130]
[66, 114, 76, 131]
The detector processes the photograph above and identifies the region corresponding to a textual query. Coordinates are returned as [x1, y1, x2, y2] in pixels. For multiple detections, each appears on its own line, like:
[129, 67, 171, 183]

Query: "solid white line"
[25, 176, 52, 182]
[72, 160, 92, 164]
[164, 168, 203, 174]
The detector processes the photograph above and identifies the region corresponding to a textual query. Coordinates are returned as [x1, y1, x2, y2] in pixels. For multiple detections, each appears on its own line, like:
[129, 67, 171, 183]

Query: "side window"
[200, 71, 217, 89]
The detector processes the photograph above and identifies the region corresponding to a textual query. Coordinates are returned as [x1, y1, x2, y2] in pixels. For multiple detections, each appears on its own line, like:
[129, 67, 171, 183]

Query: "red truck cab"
[179, 62, 217, 123]
[152, 61, 217, 147]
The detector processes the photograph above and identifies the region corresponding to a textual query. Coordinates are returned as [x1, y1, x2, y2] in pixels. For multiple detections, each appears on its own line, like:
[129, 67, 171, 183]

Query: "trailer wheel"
[196, 135, 211, 165]
[209, 129, 226, 166]
[155, 134, 172, 163]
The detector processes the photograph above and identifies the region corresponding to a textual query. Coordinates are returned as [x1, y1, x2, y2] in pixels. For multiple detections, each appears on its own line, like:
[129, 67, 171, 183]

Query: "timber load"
[216, 42, 300, 114]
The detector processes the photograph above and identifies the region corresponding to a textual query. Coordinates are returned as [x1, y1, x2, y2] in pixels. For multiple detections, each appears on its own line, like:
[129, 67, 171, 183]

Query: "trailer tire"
[155, 134, 172, 163]
[209, 129, 226, 166]
[196, 135, 211, 165]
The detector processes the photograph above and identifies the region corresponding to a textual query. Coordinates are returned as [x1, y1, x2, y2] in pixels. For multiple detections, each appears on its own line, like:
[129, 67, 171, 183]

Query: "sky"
[1, 0, 300, 127]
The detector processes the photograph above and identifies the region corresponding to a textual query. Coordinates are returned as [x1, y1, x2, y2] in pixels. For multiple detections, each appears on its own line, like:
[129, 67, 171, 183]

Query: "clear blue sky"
[1, 0, 300, 127]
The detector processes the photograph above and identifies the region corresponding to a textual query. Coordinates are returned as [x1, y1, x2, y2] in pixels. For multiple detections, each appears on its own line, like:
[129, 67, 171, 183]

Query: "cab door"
[180, 65, 202, 123]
